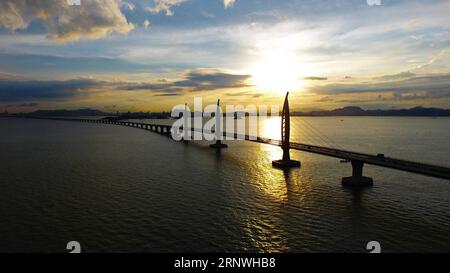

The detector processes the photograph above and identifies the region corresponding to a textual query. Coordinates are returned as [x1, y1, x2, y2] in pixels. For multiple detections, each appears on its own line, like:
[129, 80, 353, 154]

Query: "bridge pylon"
[210, 99, 228, 149]
[272, 92, 301, 169]
[183, 103, 190, 143]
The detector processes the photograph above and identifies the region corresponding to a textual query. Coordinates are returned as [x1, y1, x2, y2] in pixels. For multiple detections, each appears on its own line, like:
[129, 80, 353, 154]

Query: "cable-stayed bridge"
[29, 93, 450, 187]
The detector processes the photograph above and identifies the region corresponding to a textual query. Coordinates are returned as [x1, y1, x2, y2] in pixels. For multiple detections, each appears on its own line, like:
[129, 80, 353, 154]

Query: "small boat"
[340, 159, 350, 163]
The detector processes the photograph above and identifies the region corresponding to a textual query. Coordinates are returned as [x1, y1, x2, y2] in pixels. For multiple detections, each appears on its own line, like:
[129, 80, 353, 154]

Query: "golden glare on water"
[250, 51, 305, 93]
[259, 116, 282, 141]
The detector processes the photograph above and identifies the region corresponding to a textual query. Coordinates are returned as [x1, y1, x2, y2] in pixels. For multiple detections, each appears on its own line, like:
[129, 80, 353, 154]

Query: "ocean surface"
[0, 116, 449, 252]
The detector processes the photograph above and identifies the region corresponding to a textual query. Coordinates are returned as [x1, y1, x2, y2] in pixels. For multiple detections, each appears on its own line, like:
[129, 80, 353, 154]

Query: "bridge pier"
[342, 160, 373, 187]
[272, 92, 300, 169]
[210, 140, 228, 149]
[164, 126, 171, 136]
[272, 150, 301, 168]
[209, 99, 228, 149]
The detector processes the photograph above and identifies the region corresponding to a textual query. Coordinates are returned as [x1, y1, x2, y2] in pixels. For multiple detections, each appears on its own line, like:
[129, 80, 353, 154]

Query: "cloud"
[0, 0, 134, 42]
[303, 76, 328, 81]
[143, 19, 151, 29]
[119, 1, 135, 11]
[392, 93, 428, 101]
[311, 74, 450, 98]
[143, 0, 236, 17]
[375, 71, 416, 81]
[225, 90, 263, 98]
[121, 69, 252, 94]
[153, 90, 184, 96]
[392, 92, 450, 101]
[7, 102, 39, 108]
[0, 78, 103, 102]
[0, 68, 251, 103]
[224, 0, 236, 9]
[121, 82, 184, 96]
[146, 0, 186, 16]
[174, 69, 251, 91]
[316, 96, 333, 102]
[0, 71, 26, 80]
[415, 49, 450, 72]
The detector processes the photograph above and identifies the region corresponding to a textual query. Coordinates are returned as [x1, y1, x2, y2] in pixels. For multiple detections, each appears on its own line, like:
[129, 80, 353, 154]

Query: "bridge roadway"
[211, 129, 450, 180]
[36, 117, 450, 181]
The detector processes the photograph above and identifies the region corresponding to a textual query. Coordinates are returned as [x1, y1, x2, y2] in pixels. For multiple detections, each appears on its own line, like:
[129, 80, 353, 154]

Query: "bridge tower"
[272, 92, 301, 169]
[210, 99, 228, 149]
[183, 103, 190, 143]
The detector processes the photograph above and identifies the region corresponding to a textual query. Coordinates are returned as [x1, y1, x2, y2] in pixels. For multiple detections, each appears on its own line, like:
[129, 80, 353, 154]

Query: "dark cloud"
[154, 93, 183, 97]
[120, 70, 252, 95]
[312, 74, 450, 98]
[392, 92, 450, 101]
[0, 78, 102, 102]
[303, 76, 328, 81]
[120, 83, 184, 96]
[174, 71, 251, 91]
[374, 71, 416, 81]
[153, 88, 184, 96]
[7, 102, 39, 108]
[121, 83, 173, 91]
[0, 69, 252, 103]
[225, 90, 264, 98]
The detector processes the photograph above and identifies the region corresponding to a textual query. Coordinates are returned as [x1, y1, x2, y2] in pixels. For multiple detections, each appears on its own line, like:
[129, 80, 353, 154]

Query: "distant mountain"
[28, 108, 111, 117]
[7, 106, 450, 118]
[292, 106, 450, 117]
[21, 109, 171, 119]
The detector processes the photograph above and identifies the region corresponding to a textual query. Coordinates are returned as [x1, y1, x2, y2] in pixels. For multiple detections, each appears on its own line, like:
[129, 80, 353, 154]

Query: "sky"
[0, 0, 449, 113]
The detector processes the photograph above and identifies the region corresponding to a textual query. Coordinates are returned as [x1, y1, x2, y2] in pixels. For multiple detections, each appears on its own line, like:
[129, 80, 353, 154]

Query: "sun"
[249, 51, 305, 94]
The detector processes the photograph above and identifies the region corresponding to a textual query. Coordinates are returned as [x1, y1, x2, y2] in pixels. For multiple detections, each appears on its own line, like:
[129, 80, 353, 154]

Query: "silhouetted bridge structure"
[32, 93, 450, 187]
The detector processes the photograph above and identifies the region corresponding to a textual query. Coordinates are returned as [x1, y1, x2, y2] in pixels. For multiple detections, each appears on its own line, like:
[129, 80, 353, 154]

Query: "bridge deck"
[170, 124, 450, 180]
[214, 131, 450, 180]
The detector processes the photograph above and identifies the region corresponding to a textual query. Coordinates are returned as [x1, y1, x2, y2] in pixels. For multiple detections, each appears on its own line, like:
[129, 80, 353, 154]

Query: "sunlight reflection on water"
[1, 117, 449, 252]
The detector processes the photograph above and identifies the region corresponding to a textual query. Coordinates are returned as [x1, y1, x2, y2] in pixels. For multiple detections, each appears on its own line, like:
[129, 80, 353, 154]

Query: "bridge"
[31, 93, 450, 187]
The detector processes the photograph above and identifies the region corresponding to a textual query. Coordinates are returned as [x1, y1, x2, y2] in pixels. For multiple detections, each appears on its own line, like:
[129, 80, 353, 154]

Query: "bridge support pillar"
[210, 140, 228, 149]
[272, 151, 301, 168]
[210, 99, 228, 149]
[342, 160, 373, 187]
[272, 92, 300, 169]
